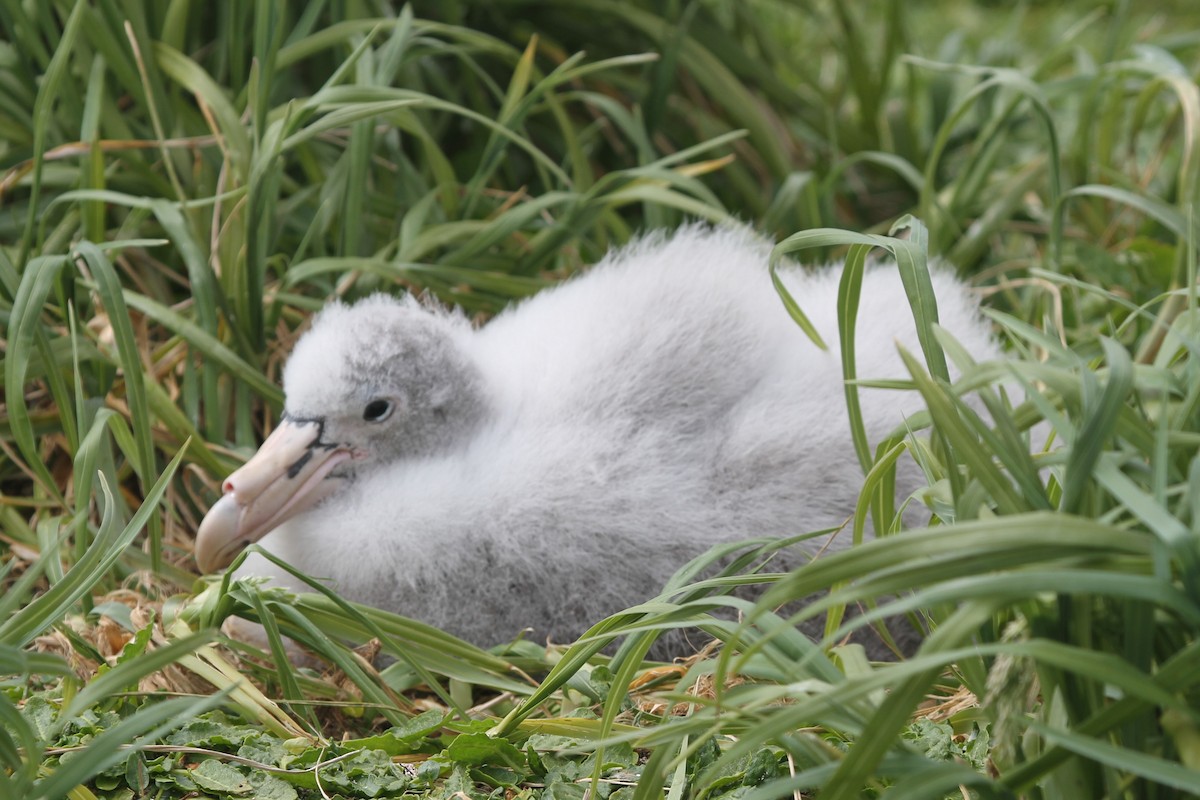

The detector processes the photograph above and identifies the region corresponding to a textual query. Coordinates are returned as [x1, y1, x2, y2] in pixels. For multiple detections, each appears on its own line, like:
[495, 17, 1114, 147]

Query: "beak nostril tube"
[194, 419, 353, 573]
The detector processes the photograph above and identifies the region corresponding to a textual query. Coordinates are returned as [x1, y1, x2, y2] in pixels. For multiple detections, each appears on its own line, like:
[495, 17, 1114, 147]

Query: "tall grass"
[2, 1, 1199, 797]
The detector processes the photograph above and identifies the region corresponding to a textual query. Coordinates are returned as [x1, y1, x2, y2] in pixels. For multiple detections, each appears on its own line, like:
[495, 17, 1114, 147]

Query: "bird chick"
[196, 225, 999, 656]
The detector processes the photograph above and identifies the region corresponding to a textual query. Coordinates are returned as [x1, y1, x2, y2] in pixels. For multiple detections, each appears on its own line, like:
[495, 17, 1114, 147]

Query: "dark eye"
[363, 399, 394, 422]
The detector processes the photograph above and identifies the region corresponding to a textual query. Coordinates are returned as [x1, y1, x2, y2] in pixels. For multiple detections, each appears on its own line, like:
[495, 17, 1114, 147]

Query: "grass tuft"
[2, 2, 1199, 798]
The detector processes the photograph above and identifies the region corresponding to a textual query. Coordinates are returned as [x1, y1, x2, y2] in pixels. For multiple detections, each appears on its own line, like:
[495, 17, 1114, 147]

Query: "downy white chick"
[196, 225, 999, 656]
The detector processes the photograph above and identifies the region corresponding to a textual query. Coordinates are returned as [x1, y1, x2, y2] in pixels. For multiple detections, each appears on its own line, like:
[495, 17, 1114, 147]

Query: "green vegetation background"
[2, 1, 1200, 798]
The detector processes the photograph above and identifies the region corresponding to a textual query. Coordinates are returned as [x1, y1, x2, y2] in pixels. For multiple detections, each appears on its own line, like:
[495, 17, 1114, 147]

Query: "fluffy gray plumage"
[216, 225, 1000, 654]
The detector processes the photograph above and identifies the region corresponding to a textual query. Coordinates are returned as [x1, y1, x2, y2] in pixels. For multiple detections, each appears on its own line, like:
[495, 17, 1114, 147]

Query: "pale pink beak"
[195, 418, 354, 573]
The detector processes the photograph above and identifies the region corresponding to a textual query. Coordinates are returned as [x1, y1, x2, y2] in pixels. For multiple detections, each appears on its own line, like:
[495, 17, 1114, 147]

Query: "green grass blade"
[0, 443, 187, 648]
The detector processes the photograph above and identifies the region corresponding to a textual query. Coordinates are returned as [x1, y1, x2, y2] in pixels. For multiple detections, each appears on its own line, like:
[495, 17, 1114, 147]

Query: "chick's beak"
[195, 418, 353, 573]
